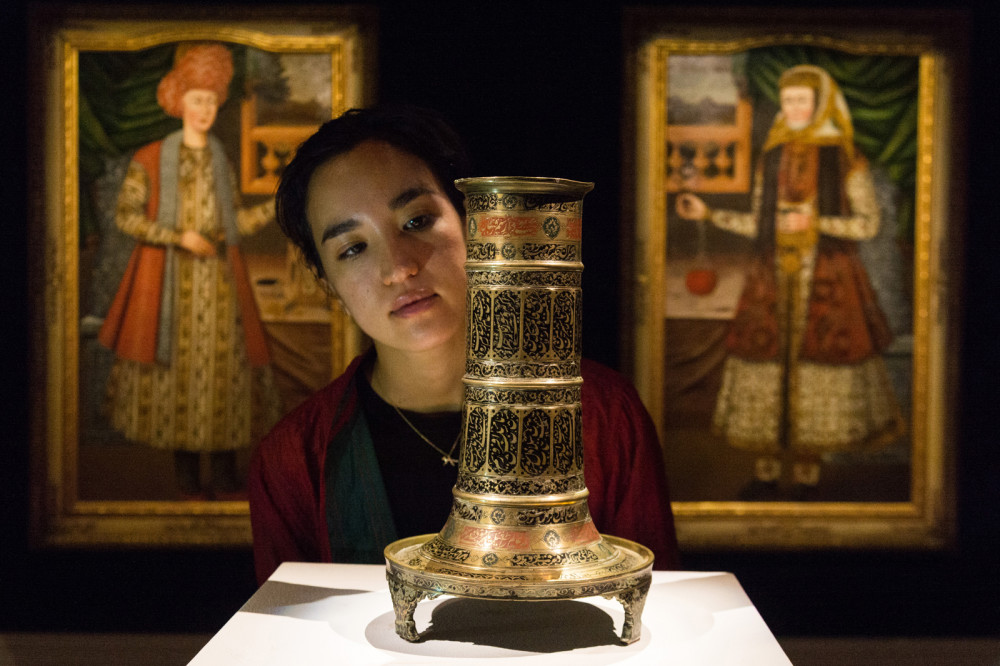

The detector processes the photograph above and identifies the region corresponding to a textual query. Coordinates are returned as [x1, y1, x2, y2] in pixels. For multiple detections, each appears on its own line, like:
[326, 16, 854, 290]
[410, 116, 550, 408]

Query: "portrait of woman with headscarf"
[97, 42, 282, 500]
[675, 64, 906, 499]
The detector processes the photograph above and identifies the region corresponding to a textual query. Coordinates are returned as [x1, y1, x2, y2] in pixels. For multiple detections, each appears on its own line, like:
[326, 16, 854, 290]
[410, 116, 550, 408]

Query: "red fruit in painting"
[685, 268, 717, 296]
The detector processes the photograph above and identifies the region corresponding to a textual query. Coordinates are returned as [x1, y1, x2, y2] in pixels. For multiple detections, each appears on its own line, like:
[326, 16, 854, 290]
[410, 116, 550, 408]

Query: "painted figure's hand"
[675, 193, 709, 221]
[179, 230, 217, 257]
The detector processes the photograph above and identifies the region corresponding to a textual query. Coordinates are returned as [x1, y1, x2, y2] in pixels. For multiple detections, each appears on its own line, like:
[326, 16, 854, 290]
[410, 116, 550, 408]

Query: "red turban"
[156, 42, 234, 118]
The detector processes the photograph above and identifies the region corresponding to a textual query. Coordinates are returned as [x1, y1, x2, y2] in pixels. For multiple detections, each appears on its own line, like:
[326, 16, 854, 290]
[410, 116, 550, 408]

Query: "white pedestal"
[191, 562, 791, 665]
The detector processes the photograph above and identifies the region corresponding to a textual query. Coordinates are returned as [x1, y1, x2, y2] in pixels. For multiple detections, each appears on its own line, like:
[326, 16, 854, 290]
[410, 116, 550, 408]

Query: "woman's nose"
[381, 236, 420, 285]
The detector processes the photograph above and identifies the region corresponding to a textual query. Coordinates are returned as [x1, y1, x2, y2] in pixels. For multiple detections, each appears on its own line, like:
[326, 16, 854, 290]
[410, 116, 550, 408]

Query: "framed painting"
[625, 11, 965, 548]
[29, 8, 371, 546]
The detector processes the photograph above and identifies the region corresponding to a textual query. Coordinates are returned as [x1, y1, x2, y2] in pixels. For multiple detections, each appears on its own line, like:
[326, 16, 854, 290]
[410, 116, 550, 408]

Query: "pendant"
[442, 455, 458, 466]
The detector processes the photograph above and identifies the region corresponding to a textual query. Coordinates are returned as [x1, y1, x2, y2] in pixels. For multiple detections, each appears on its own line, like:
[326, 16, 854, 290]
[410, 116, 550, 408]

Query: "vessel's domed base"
[384, 533, 654, 644]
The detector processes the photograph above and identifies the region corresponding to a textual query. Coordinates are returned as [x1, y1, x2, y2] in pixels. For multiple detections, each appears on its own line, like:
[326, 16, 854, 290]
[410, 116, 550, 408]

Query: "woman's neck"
[369, 339, 465, 413]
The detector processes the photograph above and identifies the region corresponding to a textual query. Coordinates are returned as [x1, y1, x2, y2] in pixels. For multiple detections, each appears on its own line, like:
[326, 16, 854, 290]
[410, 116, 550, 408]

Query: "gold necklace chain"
[391, 404, 461, 466]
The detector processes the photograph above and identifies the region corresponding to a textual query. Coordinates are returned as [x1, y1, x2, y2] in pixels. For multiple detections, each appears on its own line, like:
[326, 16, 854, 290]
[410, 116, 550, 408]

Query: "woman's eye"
[338, 242, 366, 259]
[403, 215, 434, 231]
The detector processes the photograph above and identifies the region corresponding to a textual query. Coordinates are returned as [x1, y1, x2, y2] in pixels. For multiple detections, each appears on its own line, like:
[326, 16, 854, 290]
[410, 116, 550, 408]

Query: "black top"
[357, 373, 461, 537]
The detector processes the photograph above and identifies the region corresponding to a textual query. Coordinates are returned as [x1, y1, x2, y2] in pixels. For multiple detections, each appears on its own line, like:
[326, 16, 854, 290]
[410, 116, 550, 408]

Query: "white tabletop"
[191, 562, 791, 665]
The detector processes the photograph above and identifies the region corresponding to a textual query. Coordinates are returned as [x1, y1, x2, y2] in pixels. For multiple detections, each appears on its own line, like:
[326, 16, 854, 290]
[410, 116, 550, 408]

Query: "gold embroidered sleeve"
[709, 171, 762, 238]
[229, 167, 276, 235]
[114, 161, 182, 245]
[237, 198, 276, 235]
[816, 163, 880, 240]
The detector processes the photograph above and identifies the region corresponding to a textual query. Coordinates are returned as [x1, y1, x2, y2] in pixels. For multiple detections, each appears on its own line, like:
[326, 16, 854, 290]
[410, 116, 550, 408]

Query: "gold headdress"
[762, 64, 855, 159]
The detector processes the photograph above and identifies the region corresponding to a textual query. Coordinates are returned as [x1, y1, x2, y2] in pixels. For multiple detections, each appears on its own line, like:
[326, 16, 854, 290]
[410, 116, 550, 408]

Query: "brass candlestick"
[384, 177, 653, 645]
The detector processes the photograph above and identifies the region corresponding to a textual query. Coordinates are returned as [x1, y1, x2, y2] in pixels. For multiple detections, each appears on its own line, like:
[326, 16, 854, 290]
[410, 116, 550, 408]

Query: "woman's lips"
[391, 290, 438, 317]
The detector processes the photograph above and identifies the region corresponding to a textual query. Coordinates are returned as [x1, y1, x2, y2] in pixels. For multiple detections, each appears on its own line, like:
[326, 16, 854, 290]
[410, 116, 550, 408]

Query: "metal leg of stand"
[386, 573, 437, 642]
[607, 576, 651, 645]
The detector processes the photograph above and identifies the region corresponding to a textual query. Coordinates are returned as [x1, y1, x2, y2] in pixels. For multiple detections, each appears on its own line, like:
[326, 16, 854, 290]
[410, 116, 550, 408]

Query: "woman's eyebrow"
[320, 218, 360, 243]
[319, 185, 435, 243]
[389, 185, 435, 210]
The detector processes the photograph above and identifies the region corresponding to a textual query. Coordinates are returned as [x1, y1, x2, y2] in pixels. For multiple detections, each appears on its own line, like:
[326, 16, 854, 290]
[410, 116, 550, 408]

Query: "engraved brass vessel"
[384, 177, 654, 645]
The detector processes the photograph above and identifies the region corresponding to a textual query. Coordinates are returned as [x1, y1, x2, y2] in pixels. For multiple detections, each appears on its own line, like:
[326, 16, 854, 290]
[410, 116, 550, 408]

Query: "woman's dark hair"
[275, 105, 471, 278]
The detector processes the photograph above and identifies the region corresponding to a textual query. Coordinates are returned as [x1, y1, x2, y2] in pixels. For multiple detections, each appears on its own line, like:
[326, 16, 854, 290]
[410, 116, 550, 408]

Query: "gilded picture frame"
[30, 9, 370, 547]
[626, 14, 962, 549]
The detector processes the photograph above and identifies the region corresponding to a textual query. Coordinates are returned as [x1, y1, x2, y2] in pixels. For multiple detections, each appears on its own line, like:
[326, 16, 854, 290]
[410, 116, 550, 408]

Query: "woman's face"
[181, 88, 220, 135]
[780, 85, 816, 130]
[305, 140, 467, 355]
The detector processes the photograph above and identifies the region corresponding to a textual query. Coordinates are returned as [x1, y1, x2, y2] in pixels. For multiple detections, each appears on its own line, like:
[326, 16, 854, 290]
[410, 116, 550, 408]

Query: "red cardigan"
[249, 353, 681, 584]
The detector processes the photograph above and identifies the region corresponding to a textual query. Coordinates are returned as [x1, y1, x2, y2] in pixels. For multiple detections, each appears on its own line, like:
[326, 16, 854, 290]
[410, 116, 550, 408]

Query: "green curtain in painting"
[78, 45, 179, 239]
[742, 46, 920, 240]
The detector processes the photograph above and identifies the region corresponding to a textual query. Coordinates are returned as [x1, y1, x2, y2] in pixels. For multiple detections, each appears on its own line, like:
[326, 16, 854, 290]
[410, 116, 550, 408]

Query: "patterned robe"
[103, 139, 281, 452]
[710, 143, 905, 454]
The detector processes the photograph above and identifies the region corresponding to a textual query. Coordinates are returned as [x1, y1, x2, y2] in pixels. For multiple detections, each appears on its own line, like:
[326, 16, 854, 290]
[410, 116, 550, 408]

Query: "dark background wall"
[2, 1, 998, 639]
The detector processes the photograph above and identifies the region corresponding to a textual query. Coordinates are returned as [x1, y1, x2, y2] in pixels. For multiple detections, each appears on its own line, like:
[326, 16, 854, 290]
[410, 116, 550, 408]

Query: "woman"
[676, 65, 905, 498]
[99, 42, 281, 500]
[249, 106, 680, 583]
